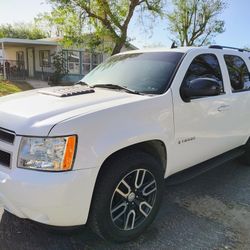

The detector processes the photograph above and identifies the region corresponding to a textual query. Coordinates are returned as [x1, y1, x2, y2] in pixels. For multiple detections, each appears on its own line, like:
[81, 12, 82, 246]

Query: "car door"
[167, 49, 245, 176]
[222, 53, 250, 141]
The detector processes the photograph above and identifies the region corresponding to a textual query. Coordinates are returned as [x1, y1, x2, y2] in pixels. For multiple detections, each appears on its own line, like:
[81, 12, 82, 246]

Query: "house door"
[27, 48, 34, 77]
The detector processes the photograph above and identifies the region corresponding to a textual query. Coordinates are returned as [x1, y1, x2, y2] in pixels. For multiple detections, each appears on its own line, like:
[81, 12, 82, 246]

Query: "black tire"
[241, 140, 250, 164]
[88, 150, 164, 242]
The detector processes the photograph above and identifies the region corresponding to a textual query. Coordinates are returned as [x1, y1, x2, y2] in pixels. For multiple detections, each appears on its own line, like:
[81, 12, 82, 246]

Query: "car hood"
[0, 86, 147, 136]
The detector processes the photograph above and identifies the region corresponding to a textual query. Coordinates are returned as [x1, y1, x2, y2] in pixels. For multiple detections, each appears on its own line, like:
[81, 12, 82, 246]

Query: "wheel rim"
[110, 168, 157, 231]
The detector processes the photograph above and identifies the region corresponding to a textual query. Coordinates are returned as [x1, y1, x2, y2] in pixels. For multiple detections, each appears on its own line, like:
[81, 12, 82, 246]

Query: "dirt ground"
[1, 159, 250, 250]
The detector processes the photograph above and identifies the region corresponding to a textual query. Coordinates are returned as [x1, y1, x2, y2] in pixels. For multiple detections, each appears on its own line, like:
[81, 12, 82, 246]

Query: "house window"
[68, 51, 80, 74]
[16, 51, 24, 62]
[92, 53, 103, 69]
[82, 52, 103, 75]
[82, 52, 91, 75]
[63, 50, 103, 75]
[16, 51, 24, 69]
[39, 50, 50, 67]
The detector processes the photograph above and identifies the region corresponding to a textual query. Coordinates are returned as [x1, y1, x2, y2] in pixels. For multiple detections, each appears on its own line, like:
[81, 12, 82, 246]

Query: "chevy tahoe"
[0, 45, 250, 242]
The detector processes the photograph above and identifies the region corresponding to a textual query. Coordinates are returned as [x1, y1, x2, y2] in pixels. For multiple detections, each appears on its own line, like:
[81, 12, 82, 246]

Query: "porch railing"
[0, 60, 54, 81]
[40, 64, 53, 82]
[0, 59, 26, 80]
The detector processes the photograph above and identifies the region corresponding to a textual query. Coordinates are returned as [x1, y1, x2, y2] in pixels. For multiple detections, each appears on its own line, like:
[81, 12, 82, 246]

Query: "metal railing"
[40, 64, 53, 82]
[0, 60, 26, 80]
[0, 60, 53, 81]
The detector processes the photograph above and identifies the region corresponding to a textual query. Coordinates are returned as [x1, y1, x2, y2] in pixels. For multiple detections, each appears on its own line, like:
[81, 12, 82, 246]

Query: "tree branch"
[101, 0, 123, 30]
[73, 0, 119, 38]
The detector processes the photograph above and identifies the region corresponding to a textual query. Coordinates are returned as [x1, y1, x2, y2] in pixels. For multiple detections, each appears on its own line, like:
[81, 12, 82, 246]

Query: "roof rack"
[209, 45, 250, 53]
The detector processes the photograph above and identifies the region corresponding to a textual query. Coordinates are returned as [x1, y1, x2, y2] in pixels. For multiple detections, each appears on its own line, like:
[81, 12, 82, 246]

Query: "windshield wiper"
[92, 84, 142, 95]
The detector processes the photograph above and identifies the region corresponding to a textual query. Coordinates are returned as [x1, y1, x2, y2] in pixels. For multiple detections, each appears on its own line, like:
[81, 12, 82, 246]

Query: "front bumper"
[0, 166, 98, 226]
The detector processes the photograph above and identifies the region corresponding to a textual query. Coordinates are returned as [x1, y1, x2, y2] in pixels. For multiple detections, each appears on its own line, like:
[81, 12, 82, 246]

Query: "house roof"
[0, 38, 58, 48]
[0, 37, 138, 51]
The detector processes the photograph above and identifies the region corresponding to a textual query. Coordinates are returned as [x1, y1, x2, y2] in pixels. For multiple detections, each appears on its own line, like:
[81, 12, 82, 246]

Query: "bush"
[50, 51, 68, 84]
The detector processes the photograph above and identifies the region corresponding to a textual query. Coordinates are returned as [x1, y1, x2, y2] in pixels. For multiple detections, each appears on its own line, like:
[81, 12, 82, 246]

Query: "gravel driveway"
[1, 159, 250, 250]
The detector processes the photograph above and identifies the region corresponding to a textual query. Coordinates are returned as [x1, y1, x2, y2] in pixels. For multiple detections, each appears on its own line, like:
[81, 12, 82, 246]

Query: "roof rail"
[209, 45, 250, 53]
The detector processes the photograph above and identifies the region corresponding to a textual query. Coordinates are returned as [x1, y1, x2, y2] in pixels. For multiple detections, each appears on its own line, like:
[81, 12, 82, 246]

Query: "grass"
[0, 80, 33, 97]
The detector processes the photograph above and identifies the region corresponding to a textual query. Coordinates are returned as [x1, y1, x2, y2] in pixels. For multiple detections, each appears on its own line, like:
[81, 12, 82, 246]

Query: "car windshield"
[82, 52, 184, 94]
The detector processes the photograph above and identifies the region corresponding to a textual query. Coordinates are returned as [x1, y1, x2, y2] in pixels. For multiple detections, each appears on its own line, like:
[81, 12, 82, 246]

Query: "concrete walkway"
[26, 79, 50, 89]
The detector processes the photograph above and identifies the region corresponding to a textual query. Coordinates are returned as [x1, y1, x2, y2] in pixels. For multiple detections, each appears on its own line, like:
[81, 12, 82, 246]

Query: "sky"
[0, 0, 249, 49]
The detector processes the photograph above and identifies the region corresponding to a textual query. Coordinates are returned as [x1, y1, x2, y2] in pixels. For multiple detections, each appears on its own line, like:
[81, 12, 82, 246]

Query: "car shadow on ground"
[1, 160, 250, 250]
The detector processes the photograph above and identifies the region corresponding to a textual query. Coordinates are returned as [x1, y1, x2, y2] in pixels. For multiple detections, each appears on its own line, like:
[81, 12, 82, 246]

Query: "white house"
[0, 37, 137, 82]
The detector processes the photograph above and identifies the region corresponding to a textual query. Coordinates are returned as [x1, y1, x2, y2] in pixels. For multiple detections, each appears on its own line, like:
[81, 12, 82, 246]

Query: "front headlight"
[18, 136, 77, 171]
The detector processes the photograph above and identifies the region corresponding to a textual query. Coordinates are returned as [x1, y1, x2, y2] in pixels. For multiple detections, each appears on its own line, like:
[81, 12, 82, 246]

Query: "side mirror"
[180, 78, 221, 102]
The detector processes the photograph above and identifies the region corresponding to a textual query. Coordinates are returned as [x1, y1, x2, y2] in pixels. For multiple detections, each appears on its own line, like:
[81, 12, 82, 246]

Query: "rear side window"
[224, 55, 250, 92]
[182, 54, 224, 93]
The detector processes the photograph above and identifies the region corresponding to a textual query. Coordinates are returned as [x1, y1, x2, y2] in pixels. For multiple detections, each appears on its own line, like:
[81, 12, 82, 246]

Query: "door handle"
[217, 105, 230, 112]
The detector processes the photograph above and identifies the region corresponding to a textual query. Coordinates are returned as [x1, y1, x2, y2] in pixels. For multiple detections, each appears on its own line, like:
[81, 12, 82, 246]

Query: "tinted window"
[83, 52, 184, 94]
[224, 55, 250, 92]
[182, 54, 224, 93]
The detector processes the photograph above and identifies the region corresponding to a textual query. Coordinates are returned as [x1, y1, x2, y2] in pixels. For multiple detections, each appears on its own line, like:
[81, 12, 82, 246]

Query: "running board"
[166, 146, 245, 185]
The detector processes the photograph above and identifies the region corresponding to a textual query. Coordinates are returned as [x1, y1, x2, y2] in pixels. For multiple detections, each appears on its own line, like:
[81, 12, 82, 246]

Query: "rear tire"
[88, 150, 164, 242]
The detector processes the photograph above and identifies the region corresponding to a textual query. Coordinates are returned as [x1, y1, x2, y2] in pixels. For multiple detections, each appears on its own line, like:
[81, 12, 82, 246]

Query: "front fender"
[49, 91, 174, 171]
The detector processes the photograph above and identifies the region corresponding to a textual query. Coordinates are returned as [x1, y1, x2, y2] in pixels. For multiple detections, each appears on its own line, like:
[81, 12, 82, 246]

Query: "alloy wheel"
[110, 169, 157, 231]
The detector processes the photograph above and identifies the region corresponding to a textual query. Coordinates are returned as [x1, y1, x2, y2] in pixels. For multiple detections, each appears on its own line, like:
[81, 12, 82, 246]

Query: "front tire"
[88, 150, 164, 242]
[241, 139, 250, 164]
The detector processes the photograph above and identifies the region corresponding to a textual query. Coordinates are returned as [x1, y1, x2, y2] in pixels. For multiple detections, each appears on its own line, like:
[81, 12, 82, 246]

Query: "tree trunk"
[111, 41, 125, 55]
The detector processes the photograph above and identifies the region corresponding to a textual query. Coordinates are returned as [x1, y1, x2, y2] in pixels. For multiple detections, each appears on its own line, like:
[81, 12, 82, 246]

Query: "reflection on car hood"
[0, 87, 147, 136]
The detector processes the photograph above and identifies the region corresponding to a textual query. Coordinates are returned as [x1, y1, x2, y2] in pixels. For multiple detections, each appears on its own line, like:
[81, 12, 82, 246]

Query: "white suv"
[0, 45, 250, 242]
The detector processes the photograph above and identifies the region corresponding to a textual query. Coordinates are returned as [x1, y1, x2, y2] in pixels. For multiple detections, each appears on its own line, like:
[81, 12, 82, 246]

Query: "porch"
[0, 38, 57, 81]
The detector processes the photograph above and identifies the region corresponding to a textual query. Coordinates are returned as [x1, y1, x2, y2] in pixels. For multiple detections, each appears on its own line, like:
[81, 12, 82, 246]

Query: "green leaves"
[0, 23, 46, 40]
[50, 51, 68, 84]
[41, 0, 164, 55]
[166, 0, 226, 46]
